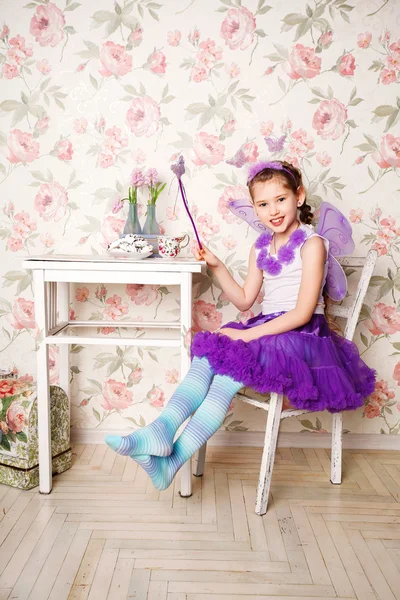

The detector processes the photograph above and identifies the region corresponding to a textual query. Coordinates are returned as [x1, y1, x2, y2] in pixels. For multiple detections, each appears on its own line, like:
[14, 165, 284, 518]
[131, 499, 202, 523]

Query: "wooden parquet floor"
[0, 445, 400, 600]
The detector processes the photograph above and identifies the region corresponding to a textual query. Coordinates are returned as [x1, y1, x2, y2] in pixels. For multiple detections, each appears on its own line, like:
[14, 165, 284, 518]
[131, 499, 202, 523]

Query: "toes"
[105, 435, 122, 453]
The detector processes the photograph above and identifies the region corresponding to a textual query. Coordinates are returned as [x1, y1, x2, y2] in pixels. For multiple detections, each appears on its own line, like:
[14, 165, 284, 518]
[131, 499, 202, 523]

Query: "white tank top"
[256, 223, 329, 316]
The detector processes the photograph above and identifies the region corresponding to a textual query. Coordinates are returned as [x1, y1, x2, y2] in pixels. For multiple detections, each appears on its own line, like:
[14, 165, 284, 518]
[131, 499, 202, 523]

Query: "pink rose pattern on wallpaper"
[0, 0, 399, 436]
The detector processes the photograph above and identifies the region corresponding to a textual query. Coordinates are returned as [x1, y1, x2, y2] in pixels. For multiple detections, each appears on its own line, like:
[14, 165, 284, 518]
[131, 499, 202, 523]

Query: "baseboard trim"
[71, 429, 400, 451]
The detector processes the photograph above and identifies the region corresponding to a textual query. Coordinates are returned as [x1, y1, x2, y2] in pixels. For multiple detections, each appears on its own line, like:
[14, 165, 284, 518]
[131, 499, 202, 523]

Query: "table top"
[22, 254, 206, 273]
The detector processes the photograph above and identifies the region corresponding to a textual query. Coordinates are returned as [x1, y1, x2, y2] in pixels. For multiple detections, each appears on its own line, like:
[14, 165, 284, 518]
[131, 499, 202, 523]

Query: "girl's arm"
[195, 244, 263, 312]
[221, 236, 326, 342]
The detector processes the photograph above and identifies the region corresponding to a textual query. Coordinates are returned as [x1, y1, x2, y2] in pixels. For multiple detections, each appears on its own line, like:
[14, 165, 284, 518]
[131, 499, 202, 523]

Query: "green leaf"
[106, 16, 120, 37]
[384, 110, 400, 132]
[90, 74, 98, 90]
[65, 2, 81, 10]
[148, 8, 159, 20]
[311, 87, 328, 99]
[355, 144, 374, 152]
[282, 12, 306, 26]
[359, 303, 371, 320]
[71, 345, 85, 353]
[106, 358, 123, 376]
[294, 19, 311, 41]
[91, 10, 115, 23]
[16, 431, 28, 443]
[93, 408, 101, 421]
[82, 40, 100, 58]
[360, 332, 368, 346]
[300, 419, 315, 429]
[88, 378, 102, 392]
[0, 437, 11, 451]
[267, 53, 284, 62]
[373, 104, 396, 117]
[364, 134, 378, 149]
[186, 102, 209, 115]
[2, 270, 26, 283]
[377, 279, 394, 300]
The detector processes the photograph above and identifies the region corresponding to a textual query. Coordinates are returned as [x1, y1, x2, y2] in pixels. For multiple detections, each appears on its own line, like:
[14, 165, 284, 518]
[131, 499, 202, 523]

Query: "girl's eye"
[278, 197, 285, 202]
[259, 203, 267, 207]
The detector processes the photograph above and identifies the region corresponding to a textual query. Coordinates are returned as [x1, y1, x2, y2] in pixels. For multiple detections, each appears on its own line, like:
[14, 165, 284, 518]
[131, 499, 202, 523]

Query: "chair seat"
[235, 391, 311, 418]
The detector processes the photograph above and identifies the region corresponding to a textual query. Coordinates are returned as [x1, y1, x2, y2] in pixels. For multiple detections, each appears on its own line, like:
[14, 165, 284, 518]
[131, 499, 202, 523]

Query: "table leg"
[33, 270, 52, 494]
[58, 282, 70, 406]
[179, 272, 193, 498]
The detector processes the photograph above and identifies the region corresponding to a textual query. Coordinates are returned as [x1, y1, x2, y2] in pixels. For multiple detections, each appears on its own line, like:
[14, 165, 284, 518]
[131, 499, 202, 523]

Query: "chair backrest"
[328, 249, 378, 341]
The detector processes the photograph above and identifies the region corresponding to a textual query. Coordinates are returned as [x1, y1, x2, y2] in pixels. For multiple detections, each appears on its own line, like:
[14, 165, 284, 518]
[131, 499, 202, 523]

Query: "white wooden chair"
[191, 249, 378, 515]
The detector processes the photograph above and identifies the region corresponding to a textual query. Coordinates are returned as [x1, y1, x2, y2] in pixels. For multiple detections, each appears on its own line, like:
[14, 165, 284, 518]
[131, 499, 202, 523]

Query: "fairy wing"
[316, 202, 354, 301]
[325, 255, 348, 301]
[316, 201, 355, 257]
[228, 199, 268, 233]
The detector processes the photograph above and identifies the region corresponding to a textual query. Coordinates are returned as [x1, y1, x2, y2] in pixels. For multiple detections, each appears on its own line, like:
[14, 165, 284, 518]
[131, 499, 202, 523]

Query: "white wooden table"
[22, 254, 205, 496]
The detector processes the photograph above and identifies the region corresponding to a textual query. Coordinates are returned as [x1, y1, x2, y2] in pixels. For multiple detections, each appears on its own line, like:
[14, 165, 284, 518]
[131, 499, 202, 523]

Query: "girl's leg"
[105, 357, 214, 457]
[132, 374, 243, 490]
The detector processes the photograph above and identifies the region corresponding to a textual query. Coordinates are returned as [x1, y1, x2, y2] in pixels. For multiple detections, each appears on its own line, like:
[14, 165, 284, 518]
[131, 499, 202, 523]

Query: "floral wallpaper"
[0, 0, 399, 439]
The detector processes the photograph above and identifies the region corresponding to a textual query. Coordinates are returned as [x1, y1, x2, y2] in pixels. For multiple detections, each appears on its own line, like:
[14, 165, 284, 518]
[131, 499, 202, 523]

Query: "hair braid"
[298, 202, 313, 225]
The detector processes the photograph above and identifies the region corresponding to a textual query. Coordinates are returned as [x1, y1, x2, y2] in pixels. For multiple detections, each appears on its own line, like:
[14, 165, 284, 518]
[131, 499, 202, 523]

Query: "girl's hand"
[193, 244, 221, 269]
[218, 328, 251, 342]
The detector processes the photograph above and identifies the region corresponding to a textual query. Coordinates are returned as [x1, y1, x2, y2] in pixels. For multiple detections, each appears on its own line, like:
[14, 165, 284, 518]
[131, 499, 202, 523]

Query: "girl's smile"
[270, 216, 285, 227]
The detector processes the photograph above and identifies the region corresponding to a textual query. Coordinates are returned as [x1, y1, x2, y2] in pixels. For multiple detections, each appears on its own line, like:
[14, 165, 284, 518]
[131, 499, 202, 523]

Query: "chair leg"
[331, 412, 342, 484]
[255, 393, 283, 516]
[193, 443, 207, 476]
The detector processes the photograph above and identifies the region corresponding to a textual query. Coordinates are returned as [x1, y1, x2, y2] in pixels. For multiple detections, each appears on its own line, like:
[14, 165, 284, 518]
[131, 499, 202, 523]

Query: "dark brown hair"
[247, 160, 313, 225]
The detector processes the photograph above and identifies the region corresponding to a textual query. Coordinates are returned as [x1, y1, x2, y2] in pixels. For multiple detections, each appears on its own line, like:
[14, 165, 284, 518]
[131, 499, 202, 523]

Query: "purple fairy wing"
[316, 201, 355, 257]
[325, 254, 348, 301]
[228, 199, 268, 233]
[226, 148, 247, 168]
[316, 202, 354, 301]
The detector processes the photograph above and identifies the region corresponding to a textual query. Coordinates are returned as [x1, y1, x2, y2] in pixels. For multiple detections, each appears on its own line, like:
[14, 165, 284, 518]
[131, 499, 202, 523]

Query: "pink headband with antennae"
[247, 161, 298, 185]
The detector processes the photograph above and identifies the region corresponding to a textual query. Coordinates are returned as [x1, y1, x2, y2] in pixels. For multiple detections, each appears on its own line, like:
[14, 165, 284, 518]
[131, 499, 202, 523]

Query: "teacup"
[158, 234, 189, 258]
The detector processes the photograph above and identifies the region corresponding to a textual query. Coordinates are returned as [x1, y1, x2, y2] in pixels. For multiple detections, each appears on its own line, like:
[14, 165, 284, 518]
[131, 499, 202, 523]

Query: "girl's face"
[251, 177, 305, 234]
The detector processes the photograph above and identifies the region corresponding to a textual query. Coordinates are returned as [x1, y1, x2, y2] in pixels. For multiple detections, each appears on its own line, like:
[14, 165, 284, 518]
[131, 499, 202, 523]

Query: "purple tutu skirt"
[191, 312, 376, 413]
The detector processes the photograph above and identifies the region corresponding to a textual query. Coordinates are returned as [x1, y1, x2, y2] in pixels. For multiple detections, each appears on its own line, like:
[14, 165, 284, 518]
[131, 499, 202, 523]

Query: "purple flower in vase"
[144, 168, 159, 187]
[131, 168, 144, 187]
